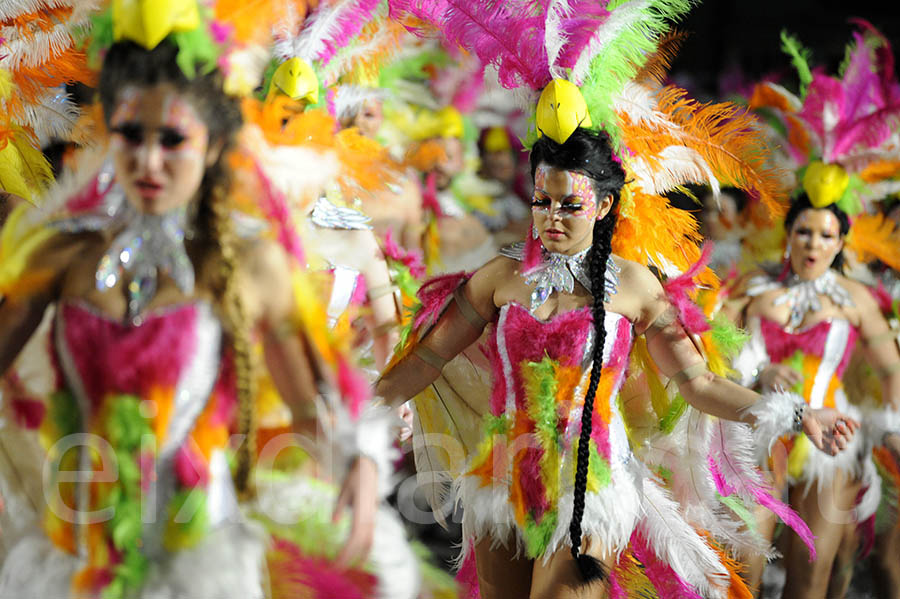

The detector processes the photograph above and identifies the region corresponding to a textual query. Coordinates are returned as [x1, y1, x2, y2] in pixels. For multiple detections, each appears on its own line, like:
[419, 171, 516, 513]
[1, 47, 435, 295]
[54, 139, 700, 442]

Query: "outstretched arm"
[375, 258, 502, 408]
[631, 265, 856, 454]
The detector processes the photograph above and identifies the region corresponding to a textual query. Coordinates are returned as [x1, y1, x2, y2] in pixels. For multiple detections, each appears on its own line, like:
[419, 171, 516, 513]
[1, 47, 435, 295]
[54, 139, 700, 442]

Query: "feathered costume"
[737, 20, 900, 534]
[382, 1, 820, 597]
[0, 2, 419, 598]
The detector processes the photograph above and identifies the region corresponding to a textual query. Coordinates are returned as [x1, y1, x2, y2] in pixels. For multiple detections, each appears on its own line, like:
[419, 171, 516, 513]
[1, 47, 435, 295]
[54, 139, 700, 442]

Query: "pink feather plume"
[253, 161, 306, 265]
[390, 0, 550, 90]
[413, 271, 471, 329]
[708, 422, 817, 560]
[662, 243, 713, 336]
[317, 0, 383, 67]
[384, 228, 426, 278]
[630, 530, 704, 599]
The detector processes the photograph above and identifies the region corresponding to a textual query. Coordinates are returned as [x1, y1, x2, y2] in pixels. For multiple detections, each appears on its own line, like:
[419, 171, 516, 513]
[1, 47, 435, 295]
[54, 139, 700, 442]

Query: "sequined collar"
[499, 242, 620, 312]
[746, 268, 854, 330]
[53, 164, 194, 324]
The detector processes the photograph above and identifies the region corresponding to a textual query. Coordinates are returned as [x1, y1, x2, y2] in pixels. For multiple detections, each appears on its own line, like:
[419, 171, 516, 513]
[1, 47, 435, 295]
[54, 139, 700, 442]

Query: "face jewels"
[161, 95, 207, 158]
[532, 165, 598, 221]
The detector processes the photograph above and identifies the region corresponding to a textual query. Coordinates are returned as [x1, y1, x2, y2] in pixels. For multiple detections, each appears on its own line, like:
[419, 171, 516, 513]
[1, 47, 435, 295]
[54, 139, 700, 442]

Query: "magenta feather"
[336, 354, 370, 419]
[388, 0, 448, 30]
[662, 243, 712, 336]
[384, 228, 427, 278]
[254, 161, 306, 265]
[422, 171, 442, 218]
[552, 3, 614, 71]
[413, 271, 471, 329]
[630, 530, 704, 599]
[455, 542, 481, 599]
[317, 0, 383, 67]
[443, 2, 549, 89]
[390, 0, 550, 89]
[452, 64, 486, 112]
[522, 224, 544, 273]
[707, 422, 817, 560]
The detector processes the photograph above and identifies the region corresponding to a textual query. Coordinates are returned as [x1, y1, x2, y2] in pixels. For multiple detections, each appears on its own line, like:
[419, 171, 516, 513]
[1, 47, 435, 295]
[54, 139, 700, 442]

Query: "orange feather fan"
[845, 212, 900, 271]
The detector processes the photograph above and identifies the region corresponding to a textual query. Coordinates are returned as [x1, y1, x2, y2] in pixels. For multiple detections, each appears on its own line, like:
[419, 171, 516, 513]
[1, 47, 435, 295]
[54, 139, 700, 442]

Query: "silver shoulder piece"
[310, 197, 372, 230]
[498, 242, 526, 261]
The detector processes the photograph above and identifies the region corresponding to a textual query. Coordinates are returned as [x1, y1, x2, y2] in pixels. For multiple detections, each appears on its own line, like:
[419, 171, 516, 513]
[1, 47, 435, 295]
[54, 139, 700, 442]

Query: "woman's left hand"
[803, 408, 860, 455]
[333, 455, 378, 568]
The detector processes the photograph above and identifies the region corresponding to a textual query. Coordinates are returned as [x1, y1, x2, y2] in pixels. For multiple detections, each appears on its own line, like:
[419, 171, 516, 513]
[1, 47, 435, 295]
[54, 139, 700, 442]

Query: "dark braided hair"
[530, 129, 626, 582]
[784, 193, 851, 272]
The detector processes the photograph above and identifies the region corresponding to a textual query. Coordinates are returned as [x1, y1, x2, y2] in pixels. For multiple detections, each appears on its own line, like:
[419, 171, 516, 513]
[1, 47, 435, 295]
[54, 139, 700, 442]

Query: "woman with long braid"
[377, 127, 859, 599]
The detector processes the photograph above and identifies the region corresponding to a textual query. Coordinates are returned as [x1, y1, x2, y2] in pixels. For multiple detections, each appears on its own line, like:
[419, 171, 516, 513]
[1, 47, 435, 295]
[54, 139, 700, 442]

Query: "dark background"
[668, 0, 900, 100]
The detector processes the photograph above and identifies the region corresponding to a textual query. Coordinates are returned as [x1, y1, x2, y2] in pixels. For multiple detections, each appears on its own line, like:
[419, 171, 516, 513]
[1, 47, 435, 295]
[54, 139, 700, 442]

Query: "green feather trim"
[163, 489, 210, 550]
[170, 28, 219, 79]
[835, 174, 866, 216]
[780, 31, 813, 99]
[523, 510, 559, 559]
[523, 357, 560, 448]
[658, 393, 686, 433]
[786, 351, 805, 395]
[578, 0, 694, 149]
[717, 492, 758, 533]
[378, 50, 450, 90]
[484, 413, 511, 437]
[710, 313, 751, 360]
[47, 390, 82, 439]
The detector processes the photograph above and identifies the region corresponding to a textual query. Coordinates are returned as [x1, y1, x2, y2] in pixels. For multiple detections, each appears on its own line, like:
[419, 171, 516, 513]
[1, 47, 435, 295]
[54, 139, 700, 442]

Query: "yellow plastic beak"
[536, 79, 592, 145]
[803, 161, 849, 209]
[113, 0, 200, 50]
[271, 57, 319, 105]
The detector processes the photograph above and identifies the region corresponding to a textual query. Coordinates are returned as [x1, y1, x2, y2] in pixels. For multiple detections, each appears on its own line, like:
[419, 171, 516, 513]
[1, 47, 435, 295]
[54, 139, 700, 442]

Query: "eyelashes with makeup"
[530, 195, 583, 213]
[111, 124, 187, 149]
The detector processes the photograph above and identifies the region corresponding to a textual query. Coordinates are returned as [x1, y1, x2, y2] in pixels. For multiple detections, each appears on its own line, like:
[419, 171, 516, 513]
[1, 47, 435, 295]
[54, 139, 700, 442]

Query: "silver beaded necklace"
[499, 242, 620, 312]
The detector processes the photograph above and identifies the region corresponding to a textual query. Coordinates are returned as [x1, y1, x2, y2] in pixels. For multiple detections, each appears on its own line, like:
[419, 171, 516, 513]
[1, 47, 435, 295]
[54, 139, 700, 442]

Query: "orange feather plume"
[619, 86, 788, 225]
[635, 30, 689, 86]
[845, 212, 900, 271]
[215, 0, 312, 45]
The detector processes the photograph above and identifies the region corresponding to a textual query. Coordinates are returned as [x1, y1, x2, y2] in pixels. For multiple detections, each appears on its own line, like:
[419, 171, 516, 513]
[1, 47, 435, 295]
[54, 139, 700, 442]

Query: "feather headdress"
[749, 21, 900, 216]
[389, 0, 786, 279]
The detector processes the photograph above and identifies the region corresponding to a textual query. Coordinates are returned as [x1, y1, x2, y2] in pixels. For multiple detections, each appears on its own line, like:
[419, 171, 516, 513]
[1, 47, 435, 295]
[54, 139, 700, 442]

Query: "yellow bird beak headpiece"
[435, 106, 464, 139]
[483, 126, 512, 153]
[802, 160, 850, 209]
[271, 57, 320, 105]
[536, 79, 592, 145]
[113, 0, 200, 50]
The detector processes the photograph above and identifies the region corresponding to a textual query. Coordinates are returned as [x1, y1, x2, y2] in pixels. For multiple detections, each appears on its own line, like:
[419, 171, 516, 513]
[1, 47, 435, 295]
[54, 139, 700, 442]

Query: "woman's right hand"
[758, 364, 803, 391]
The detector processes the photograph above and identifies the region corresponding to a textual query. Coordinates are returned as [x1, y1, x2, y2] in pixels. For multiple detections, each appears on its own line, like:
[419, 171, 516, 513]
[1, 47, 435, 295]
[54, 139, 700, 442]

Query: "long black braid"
[530, 129, 626, 582]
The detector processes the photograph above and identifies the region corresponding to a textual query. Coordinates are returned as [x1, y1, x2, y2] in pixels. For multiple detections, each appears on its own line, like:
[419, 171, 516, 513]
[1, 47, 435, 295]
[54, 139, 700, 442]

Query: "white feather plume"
[643, 410, 774, 559]
[0, 24, 75, 69]
[630, 145, 719, 196]
[0, 0, 72, 21]
[638, 472, 730, 599]
[570, 0, 651, 85]
[544, 0, 572, 79]
[21, 89, 81, 146]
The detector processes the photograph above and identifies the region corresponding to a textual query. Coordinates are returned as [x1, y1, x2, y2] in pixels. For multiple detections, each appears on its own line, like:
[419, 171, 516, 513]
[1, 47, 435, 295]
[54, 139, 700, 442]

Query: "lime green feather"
[780, 31, 813, 98]
[578, 0, 694, 149]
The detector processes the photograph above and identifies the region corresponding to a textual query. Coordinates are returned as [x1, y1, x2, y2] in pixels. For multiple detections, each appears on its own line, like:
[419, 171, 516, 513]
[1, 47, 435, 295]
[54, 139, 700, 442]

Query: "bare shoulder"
[236, 237, 294, 324]
[838, 274, 879, 309]
[613, 255, 664, 295]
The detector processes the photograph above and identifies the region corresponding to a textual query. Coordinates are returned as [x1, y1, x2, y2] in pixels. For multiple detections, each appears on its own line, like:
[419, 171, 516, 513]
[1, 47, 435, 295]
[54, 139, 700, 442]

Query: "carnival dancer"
[376, 1, 861, 597]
